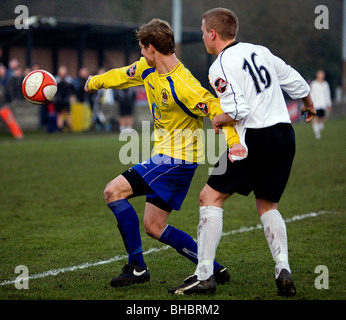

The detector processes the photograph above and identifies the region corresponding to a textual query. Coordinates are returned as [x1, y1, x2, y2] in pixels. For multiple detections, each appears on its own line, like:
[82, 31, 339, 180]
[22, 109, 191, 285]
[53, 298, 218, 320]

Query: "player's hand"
[300, 94, 316, 123]
[228, 143, 247, 163]
[300, 104, 316, 123]
[212, 113, 236, 134]
[84, 76, 95, 93]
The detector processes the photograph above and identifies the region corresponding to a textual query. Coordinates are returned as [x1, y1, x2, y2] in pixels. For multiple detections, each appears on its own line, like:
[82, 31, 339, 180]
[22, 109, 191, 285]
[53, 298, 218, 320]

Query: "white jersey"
[310, 80, 332, 110]
[209, 42, 310, 154]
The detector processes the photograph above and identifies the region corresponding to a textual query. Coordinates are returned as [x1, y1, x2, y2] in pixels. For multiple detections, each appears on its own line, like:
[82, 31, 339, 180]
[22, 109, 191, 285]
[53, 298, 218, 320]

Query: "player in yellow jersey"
[85, 18, 246, 288]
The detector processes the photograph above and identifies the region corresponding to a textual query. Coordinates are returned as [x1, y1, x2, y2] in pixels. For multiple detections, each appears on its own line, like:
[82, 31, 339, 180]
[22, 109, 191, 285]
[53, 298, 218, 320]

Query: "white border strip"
[0, 210, 339, 286]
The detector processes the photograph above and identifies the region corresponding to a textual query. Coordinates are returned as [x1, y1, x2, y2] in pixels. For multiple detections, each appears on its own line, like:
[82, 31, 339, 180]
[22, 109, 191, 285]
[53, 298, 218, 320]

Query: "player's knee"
[144, 224, 154, 238]
[143, 221, 158, 239]
[199, 187, 209, 206]
[143, 219, 163, 240]
[199, 185, 228, 207]
[104, 175, 133, 203]
[104, 183, 118, 202]
[103, 182, 124, 203]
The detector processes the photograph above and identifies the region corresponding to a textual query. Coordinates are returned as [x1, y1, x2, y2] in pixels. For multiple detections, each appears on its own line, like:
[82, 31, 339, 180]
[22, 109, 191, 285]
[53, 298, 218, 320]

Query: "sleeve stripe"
[142, 68, 156, 80]
[166, 76, 198, 119]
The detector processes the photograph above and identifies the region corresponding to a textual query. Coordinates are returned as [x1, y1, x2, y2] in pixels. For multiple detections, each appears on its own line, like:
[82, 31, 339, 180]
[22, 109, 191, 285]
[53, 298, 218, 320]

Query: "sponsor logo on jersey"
[196, 102, 209, 115]
[214, 78, 227, 94]
[152, 103, 162, 120]
[126, 64, 137, 78]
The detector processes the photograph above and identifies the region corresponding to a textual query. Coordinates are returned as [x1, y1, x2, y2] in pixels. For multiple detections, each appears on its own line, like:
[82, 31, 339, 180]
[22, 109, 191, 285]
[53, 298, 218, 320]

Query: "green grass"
[0, 118, 345, 301]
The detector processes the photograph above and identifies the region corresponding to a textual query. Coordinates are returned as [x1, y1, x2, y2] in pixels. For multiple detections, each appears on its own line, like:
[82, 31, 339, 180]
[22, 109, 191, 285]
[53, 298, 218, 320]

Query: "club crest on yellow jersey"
[161, 88, 170, 107]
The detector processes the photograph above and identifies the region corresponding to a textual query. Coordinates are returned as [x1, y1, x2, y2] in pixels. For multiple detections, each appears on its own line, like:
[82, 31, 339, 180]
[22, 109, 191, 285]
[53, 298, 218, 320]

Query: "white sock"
[260, 209, 291, 279]
[312, 122, 320, 138]
[319, 122, 325, 132]
[194, 206, 223, 281]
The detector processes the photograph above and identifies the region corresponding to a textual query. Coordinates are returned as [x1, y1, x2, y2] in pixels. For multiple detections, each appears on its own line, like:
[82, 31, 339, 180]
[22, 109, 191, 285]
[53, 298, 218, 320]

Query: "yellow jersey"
[88, 57, 240, 162]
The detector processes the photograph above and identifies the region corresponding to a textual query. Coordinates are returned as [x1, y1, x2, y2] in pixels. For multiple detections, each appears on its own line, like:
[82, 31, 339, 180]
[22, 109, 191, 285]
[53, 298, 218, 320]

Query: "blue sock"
[159, 225, 221, 272]
[108, 199, 146, 268]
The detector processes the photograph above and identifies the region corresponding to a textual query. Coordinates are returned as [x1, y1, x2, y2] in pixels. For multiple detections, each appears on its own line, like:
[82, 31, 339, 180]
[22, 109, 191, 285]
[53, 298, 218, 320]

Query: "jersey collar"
[222, 41, 239, 52]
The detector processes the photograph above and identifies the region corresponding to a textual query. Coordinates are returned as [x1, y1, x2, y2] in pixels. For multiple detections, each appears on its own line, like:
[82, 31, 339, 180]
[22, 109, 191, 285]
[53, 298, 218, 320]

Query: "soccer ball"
[22, 70, 57, 105]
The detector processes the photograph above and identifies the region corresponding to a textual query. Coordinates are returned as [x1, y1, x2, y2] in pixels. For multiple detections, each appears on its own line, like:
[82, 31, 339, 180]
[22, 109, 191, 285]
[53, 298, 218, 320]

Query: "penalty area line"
[0, 210, 339, 286]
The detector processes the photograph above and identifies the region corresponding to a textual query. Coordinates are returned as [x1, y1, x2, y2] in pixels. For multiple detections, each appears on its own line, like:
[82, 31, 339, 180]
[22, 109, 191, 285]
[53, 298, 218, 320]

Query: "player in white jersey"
[170, 8, 316, 297]
[310, 70, 332, 139]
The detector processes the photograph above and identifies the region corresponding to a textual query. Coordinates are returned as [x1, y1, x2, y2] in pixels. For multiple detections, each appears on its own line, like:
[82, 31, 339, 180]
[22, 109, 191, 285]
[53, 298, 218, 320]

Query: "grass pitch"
[0, 117, 345, 302]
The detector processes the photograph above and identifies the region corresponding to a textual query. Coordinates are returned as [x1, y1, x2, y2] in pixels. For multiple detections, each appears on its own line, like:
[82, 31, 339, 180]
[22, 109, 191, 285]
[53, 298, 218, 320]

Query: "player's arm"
[271, 54, 316, 123]
[177, 74, 241, 148]
[212, 113, 235, 134]
[85, 60, 145, 93]
[207, 99, 247, 160]
[205, 99, 240, 147]
[209, 111, 247, 161]
[273, 54, 310, 100]
[186, 89, 241, 148]
[209, 68, 251, 128]
[199, 85, 247, 160]
[272, 52, 316, 124]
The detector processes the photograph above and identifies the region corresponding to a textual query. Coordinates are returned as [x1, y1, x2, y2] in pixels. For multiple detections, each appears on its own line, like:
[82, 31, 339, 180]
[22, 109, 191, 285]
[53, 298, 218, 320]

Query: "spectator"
[7, 58, 20, 78]
[0, 64, 7, 106]
[89, 67, 107, 131]
[31, 62, 41, 71]
[6, 65, 24, 102]
[54, 66, 75, 132]
[74, 67, 91, 104]
[0, 63, 8, 86]
[114, 87, 137, 133]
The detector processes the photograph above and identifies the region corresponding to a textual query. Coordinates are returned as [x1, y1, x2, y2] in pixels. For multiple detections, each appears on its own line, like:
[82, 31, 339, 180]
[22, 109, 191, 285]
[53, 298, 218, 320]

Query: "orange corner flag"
[0, 106, 24, 139]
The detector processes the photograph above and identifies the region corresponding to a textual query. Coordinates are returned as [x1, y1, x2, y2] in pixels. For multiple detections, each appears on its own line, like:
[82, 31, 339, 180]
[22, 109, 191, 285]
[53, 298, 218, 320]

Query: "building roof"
[0, 16, 201, 50]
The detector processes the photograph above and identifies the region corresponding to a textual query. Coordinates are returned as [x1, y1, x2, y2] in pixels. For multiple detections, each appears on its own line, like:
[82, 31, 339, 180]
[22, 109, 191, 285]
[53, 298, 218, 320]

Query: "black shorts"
[54, 102, 70, 113]
[119, 103, 134, 116]
[207, 123, 295, 203]
[316, 109, 326, 118]
[122, 168, 172, 212]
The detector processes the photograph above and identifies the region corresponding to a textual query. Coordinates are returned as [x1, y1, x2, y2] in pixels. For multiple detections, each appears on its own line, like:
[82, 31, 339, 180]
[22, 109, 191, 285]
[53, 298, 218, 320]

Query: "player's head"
[201, 8, 239, 53]
[58, 65, 68, 78]
[316, 69, 325, 82]
[136, 19, 175, 56]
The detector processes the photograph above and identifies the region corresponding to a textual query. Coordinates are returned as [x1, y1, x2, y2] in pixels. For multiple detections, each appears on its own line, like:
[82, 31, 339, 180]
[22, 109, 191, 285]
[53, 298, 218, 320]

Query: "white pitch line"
[0, 210, 339, 286]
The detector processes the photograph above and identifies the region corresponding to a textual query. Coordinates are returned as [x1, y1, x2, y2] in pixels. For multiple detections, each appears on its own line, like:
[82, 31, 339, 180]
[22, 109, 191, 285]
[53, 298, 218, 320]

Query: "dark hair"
[202, 8, 239, 40]
[136, 18, 175, 55]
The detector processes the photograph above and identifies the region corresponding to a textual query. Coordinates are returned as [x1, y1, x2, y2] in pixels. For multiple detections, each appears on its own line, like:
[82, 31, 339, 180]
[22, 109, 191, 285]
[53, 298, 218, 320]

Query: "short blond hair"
[202, 8, 239, 41]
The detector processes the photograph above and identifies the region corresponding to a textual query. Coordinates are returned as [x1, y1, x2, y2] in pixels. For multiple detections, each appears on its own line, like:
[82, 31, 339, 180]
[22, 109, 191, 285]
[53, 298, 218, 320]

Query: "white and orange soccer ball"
[22, 70, 57, 105]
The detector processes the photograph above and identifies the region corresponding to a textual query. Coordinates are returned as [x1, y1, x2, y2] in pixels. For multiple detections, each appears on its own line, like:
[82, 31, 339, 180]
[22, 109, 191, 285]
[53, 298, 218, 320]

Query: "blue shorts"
[131, 154, 198, 211]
